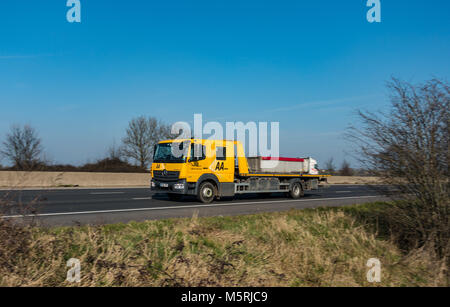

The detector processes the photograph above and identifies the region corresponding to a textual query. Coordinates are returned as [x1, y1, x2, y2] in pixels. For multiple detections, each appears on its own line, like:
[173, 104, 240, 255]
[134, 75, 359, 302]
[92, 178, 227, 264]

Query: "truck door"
[212, 142, 234, 183]
[186, 141, 207, 183]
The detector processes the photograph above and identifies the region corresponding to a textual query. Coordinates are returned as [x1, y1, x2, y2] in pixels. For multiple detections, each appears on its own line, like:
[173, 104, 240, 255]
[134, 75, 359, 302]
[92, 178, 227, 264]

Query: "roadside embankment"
[0, 171, 150, 189]
[0, 171, 381, 189]
[328, 176, 381, 185]
[0, 203, 444, 286]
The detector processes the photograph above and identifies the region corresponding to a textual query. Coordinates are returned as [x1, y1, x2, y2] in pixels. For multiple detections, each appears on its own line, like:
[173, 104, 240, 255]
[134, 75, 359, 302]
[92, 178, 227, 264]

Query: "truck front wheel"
[197, 182, 216, 204]
[289, 182, 304, 199]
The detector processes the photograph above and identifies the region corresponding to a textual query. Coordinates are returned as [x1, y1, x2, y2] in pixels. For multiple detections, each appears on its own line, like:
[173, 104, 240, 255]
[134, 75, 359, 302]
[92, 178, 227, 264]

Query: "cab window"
[216, 146, 226, 160]
[190, 143, 206, 161]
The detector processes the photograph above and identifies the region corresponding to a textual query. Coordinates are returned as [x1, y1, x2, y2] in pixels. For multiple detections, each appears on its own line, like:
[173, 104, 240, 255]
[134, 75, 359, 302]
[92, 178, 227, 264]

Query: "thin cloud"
[57, 104, 80, 112]
[267, 94, 380, 113]
[193, 95, 380, 123]
[312, 130, 346, 137]
[0, 54, 53, 60]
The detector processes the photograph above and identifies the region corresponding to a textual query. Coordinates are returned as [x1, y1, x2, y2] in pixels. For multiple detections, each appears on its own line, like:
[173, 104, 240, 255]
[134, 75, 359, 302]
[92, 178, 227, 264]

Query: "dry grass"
[0, 204, 447, 287]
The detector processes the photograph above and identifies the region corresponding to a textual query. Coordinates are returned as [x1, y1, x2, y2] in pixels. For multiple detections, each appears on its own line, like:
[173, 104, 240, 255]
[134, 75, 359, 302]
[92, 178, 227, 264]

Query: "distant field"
[328, 176, 382, 185]
[0, 202, 444, 287]
[0, 171, 379, 188]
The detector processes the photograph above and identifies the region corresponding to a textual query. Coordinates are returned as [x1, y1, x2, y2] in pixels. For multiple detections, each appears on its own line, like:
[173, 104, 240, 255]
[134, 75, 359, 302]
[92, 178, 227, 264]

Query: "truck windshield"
[153, 142, 189, 163]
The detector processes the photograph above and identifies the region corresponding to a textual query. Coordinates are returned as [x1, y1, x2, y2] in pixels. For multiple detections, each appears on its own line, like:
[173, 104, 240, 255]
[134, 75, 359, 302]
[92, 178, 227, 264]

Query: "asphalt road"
[0, 185, 387, 226]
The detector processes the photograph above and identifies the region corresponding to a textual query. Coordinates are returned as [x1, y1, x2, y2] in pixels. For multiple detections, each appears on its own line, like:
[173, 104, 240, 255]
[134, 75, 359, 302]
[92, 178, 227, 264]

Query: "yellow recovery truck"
[151, 139, 330, 203]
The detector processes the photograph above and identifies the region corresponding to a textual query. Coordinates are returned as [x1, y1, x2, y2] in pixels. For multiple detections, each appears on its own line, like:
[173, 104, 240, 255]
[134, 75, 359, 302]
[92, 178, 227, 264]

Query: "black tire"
[197, 182, 216, 204]
[167, 193, 183, 201]
[289, 182, 304, 199]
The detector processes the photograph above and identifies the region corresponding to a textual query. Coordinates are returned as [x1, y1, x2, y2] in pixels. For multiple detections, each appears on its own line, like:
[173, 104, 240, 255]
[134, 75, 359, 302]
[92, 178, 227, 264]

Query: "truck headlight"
[151, 181, 156, 188]
[173, 183, 185, 190]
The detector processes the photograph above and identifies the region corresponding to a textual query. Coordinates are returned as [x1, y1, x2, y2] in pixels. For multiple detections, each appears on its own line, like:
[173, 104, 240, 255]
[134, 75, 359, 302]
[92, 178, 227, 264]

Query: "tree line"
[0, 116, 173, 172]
[322, 158, 358, 176]
[0, 117, 361, 174]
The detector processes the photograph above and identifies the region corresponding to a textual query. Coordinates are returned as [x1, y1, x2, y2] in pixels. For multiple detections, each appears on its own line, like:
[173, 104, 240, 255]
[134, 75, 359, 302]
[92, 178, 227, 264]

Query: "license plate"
[160, 183, 169, 188]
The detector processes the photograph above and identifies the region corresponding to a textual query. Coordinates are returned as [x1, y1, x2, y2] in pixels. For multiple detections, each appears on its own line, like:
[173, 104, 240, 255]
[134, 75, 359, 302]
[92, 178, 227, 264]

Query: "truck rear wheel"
[197, 182, 216, 204]
[289, 182, 304, 199]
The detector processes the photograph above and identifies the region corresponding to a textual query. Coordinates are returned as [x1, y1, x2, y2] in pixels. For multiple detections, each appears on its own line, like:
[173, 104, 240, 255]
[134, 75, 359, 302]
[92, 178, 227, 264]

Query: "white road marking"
[1, 195, 380, 219]
[90, 192, 125, 195]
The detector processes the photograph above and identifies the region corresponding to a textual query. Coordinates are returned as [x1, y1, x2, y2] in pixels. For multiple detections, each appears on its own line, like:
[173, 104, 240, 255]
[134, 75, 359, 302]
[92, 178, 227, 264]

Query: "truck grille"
[153, 170, 180, 181]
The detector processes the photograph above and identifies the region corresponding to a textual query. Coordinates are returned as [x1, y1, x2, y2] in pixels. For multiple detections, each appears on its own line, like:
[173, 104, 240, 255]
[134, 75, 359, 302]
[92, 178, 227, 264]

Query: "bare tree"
[106, 140, 124, 160]
[1, 125, 43, 170]
[324, 158, 336, 175]
[348, 77, 449, 258]
[339, 160, 354, 176]
[122, 116, 172, 169]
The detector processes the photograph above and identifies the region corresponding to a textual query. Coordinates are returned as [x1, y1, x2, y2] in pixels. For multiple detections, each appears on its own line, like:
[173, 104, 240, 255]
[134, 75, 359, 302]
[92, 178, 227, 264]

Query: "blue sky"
[0, 0, 449, 166]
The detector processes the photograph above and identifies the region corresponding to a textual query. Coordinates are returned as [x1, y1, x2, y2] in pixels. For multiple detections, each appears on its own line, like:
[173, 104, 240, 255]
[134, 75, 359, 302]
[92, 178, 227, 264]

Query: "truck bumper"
[150, 179, 196, 195]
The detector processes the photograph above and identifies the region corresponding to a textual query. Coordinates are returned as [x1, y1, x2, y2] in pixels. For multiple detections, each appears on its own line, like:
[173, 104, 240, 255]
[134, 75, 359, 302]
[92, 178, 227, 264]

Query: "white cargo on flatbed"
[247, 157, 319, 175]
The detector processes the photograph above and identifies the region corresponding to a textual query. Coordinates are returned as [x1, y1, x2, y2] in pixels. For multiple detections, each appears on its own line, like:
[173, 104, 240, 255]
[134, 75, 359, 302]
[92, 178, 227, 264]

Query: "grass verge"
[0, 202, 447, 286]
